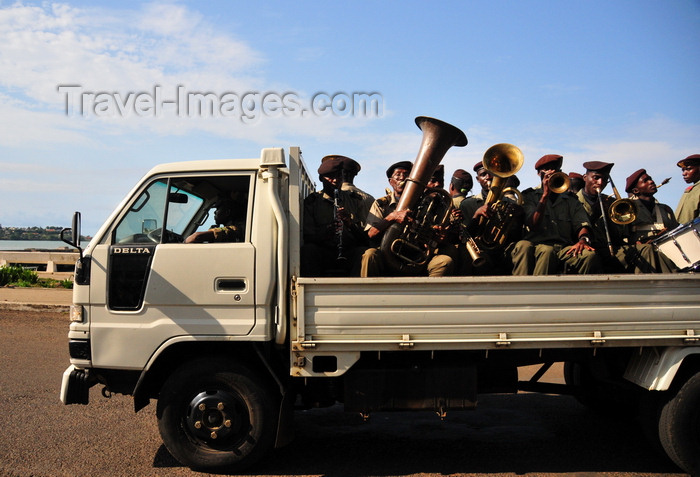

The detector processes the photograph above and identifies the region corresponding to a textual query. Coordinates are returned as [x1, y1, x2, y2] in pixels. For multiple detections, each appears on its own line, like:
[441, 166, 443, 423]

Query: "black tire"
[636, 391, 669, 458]
[658, 372, 700, 476]
[156, 358, 276, 472]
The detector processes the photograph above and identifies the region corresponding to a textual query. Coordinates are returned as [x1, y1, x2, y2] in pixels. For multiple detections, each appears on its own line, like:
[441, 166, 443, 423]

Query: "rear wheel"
[156, 358, 276, 472]
[658, 372, 700, 475]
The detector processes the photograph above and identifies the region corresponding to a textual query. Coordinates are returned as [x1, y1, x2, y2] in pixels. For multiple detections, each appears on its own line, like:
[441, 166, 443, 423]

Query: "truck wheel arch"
[624, 347, 700, 392]
[132, 339, 283, 412]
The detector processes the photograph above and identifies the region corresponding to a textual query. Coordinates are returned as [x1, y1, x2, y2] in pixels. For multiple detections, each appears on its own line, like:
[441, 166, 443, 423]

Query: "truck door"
[88, 173, 257, 369]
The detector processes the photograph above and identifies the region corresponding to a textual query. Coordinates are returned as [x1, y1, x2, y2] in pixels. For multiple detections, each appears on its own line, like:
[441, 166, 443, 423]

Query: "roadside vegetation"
[0, 265, 73, 289]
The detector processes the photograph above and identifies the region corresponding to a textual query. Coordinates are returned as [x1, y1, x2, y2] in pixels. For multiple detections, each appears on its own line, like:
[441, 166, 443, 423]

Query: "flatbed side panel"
[293, 275, 700, 351]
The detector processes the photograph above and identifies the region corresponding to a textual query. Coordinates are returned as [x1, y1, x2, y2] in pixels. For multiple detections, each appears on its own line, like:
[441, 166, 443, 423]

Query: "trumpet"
[548, 171, 570, 194]
[608, 177, 636, 225]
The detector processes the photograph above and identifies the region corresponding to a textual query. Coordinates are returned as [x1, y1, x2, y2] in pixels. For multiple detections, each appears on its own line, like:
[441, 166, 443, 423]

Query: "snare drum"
[651, 217, 700, 270]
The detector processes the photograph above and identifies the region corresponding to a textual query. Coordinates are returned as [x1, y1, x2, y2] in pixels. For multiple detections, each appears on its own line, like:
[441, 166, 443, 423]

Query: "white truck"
[60, 145, 700, 474]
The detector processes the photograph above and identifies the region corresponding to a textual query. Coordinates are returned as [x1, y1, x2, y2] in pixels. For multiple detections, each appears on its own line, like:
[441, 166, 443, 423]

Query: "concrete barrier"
[0, 251, 78, 279]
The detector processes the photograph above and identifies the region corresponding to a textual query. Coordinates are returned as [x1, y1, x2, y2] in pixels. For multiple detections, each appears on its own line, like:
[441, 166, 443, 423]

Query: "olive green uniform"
[361, 193, 453, 277]
[512, 186, 601, 275]
[675, 180, 700, 224]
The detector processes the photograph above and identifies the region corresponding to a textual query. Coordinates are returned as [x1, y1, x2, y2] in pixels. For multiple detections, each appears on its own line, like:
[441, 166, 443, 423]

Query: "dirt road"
[0, 308, 687, 477]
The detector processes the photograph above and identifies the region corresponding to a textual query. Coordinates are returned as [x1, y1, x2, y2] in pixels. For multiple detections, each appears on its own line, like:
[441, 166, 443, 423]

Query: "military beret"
[505, 174, 520, 188]
[534, 154, 563, 170]
[452, 169, 471, 181]
[473, 161, 485, 172]
[625, 168, 647, 193]
[583, 161, 614, 175]
[386, 161, 413, 178]
[321, 154, 358, 171]
[451, 169, 473, 192]
[322, 155, 362, 174]
[568, 172, 583, 180]
[318, 157, 344, 176]
[677, 154, 700, 168]
[431, 164, 445, 180]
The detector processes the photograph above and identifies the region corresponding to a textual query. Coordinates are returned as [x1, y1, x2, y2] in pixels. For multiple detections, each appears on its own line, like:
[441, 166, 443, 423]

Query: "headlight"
[69, 305, 84, 323]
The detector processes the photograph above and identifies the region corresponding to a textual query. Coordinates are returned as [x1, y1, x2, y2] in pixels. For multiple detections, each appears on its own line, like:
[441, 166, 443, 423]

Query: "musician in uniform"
[449, 169, 473, 209]
[574, 161, 627, 272]
[458, 171, 524, 275]
[301, 157, 368, 276]
[458, 161, 492, 225]
[624, 168, 677, 272]
[321, 154, 375, 224]
[675, 154, 700, 224]
[568, 172, 584, 195]
[512, 154, 601, 275]
[360, 161, 454, 277]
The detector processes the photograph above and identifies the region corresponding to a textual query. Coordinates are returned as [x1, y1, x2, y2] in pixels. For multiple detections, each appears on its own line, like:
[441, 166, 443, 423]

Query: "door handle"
[215, 279, 246, 292]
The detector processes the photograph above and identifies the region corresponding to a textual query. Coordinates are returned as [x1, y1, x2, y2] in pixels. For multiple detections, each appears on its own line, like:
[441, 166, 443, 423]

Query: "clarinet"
[333, 189, 347, 261]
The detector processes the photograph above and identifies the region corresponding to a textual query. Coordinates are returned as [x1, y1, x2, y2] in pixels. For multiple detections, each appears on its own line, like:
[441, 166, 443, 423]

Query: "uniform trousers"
[615, 243, 676, 274]
[360, 247, 454, 277]
[511, 240, 602, 275]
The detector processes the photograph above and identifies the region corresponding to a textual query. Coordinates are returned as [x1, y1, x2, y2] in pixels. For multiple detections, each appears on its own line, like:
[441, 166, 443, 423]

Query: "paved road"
[0, 308, 688, 477]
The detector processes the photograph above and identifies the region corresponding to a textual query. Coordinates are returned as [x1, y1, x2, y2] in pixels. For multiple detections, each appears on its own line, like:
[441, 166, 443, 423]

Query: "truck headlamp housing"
[69, 305, 84, 323]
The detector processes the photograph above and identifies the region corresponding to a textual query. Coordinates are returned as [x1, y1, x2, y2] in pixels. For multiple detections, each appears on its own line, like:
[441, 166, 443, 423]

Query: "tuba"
[464, 144, 524, 264]
[380, 116, 468, 272]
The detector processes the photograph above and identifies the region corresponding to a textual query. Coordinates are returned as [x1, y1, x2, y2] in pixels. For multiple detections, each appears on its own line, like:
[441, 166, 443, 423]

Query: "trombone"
[608, 177, 636, 225]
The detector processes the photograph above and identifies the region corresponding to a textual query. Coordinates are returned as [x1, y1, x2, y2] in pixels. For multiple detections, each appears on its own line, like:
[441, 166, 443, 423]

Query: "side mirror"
[61, 211, 83, 257]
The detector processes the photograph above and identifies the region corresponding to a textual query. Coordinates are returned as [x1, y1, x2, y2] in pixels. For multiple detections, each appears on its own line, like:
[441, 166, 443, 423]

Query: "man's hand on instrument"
[386, 209, 412, 225]
[473, 204, 492, 221]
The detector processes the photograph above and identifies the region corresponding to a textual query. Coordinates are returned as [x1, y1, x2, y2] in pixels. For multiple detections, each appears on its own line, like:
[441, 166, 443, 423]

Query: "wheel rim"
[185, 389, 250, 449]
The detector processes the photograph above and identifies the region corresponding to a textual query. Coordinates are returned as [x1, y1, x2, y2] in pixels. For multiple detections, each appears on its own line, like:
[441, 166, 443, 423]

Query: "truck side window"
[113, 175, 251, 245]
[113, 180, 203, 244]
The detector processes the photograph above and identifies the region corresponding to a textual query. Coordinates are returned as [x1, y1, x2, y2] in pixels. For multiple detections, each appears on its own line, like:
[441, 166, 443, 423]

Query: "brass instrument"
[548, 171, 571, 194]
[465, 144, 524, 263]
[380, 116, 467, 272]
[608, 177, 636, 225]
[483, 143, 524, 205]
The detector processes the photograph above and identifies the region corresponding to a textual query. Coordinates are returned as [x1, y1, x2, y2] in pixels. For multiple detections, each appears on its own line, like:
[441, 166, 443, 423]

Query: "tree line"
[0, 225, 81, 241]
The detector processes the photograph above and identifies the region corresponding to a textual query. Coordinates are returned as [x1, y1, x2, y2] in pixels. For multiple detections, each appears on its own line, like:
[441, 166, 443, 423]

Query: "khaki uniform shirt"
[629, 199, 678, 243]
[341, 182, 375, 224]
[576, 189, 626, 250]
[675, 180, 700, 224]
[522, 186, 590, 245]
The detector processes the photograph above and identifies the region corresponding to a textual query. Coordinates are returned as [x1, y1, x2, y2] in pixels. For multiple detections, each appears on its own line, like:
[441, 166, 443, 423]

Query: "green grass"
[0, 265, 73, 289]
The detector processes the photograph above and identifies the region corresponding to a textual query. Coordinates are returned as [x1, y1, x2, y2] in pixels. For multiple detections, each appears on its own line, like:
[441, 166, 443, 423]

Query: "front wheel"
[156, 358, 276, 472]
[658, 372, 700, 476]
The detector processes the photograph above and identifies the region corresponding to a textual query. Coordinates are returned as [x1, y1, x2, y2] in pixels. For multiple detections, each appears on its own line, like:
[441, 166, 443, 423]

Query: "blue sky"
[1, 0, 698, 236]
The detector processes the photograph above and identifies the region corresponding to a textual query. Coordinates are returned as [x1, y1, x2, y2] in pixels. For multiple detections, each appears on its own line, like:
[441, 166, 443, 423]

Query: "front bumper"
[60, 365, 94, 405]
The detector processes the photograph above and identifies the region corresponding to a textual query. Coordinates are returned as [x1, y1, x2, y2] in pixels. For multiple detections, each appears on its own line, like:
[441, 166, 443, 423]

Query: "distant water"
[0, 240, 76, 251]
